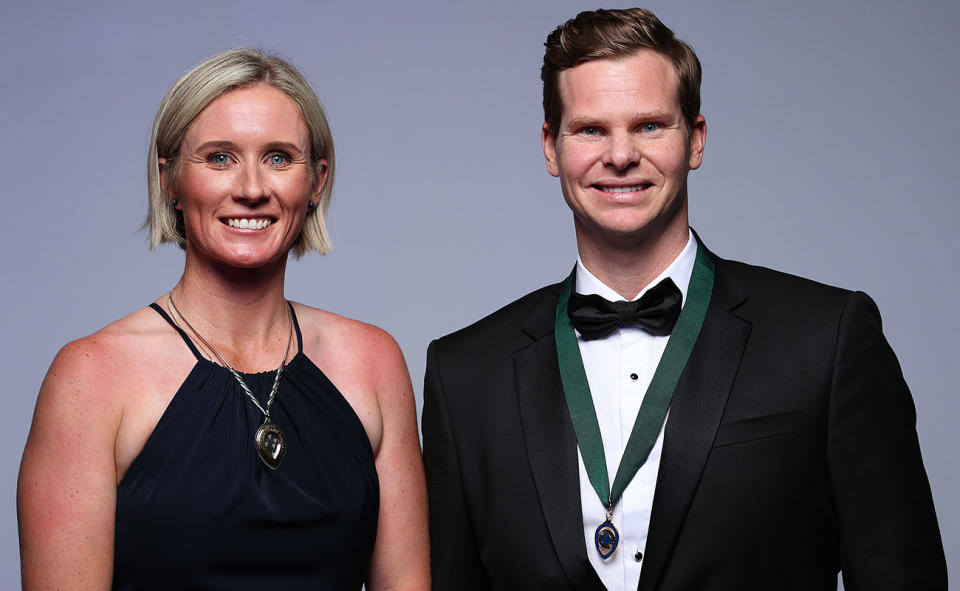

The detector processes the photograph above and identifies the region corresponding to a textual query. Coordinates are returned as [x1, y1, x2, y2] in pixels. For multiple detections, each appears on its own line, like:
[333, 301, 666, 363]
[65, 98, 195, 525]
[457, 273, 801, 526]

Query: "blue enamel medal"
[594, 509, 619, 560]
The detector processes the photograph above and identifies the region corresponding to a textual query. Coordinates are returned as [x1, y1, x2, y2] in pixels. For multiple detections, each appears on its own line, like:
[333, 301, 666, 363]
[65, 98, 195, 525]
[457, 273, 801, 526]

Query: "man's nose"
[602, 131, 640, 170]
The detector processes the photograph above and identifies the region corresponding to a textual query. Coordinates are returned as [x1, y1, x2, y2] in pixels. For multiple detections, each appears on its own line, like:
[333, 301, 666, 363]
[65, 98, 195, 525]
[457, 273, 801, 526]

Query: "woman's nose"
[236, 163, 268, 202]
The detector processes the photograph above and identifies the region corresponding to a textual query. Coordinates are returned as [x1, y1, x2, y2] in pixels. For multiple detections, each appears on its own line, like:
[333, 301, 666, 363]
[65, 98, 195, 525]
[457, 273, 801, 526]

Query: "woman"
[18, 49, 429, 590]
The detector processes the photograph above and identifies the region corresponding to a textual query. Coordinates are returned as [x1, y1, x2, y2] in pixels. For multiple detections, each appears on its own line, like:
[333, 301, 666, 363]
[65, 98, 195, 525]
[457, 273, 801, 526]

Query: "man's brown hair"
[541, 8, 701, 136]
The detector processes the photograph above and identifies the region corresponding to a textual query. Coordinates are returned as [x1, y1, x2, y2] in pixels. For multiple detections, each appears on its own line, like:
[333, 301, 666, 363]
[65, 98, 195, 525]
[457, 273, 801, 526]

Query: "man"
[422, 8, 946, 591]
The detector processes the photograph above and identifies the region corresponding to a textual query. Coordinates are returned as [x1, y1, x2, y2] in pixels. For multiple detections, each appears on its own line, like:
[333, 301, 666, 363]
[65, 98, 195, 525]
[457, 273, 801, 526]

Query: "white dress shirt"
[576, 229, 697, 591]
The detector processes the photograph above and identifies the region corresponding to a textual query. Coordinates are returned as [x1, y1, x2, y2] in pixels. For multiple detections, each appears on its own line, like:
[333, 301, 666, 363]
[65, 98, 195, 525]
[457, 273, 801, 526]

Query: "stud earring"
[171, 198, 179, 207]
[307, 200, 316, 210]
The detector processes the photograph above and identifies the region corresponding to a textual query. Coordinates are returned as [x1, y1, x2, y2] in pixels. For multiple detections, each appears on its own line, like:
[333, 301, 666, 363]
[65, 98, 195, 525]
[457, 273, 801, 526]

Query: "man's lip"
[591, 182, 653, 193]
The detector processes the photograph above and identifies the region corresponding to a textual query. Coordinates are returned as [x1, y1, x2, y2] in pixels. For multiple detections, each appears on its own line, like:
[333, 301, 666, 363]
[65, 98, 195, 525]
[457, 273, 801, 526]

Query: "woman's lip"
[221, 217, 275, 230]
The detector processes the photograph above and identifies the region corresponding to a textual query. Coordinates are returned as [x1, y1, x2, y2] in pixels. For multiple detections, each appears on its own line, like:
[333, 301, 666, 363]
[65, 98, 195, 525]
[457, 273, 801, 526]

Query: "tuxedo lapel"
[637, 257, 752, 591]
[514, 285, 606, 590]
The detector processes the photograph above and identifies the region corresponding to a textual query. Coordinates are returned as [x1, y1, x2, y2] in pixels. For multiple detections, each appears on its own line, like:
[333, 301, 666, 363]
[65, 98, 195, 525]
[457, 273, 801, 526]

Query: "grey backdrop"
[2, 0, 956, 586]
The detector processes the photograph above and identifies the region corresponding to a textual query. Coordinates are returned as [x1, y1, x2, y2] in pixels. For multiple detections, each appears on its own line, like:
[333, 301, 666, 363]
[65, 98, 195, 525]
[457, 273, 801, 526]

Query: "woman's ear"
[159, 157, 181, 209]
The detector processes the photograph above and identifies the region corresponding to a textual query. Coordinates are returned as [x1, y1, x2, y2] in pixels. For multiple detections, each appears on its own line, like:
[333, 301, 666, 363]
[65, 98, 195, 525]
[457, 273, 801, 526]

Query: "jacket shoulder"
[716, 257, 856, 306]
[434, 282, 563, 351]
[711, 256, 889, 350]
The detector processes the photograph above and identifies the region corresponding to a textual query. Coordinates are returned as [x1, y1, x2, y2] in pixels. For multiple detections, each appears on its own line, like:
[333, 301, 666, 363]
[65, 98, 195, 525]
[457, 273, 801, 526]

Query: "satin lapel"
[637, 257, 752, 591]
[514, 285, 606, 590]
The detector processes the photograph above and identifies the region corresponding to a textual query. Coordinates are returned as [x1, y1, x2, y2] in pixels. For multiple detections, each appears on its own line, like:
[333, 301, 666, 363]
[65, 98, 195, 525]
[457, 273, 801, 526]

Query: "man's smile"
[592, 183, 653, 194]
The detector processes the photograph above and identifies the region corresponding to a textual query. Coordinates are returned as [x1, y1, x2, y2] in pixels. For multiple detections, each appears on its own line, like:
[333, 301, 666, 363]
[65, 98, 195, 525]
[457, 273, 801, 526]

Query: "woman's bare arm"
[364, 329, 430, 591]
[18, 337, 122, 590]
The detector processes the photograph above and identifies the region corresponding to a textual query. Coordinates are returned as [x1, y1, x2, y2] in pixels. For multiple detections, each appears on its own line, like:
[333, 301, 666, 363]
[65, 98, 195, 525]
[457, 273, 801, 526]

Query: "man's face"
[542, 49, 705, 250]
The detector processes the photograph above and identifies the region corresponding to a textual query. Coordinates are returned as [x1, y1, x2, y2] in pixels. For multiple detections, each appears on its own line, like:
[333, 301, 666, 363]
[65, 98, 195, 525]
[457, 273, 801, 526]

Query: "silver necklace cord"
[167, 293, 293, 420]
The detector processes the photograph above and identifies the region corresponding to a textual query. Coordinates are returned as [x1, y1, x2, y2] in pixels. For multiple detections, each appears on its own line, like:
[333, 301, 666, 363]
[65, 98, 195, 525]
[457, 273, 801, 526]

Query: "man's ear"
[687, 114, 706, 170]
[542, 123, 560, 178]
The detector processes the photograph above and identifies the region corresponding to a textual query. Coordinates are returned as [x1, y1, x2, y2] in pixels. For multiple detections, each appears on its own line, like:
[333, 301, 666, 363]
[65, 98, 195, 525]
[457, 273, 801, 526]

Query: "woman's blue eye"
[269, 153, 288, 165]
[209, 153, 230, 165]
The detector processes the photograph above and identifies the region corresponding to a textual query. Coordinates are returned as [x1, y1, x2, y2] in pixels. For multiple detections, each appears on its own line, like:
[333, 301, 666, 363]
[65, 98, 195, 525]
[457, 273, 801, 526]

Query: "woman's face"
[166, 84, 327, 269]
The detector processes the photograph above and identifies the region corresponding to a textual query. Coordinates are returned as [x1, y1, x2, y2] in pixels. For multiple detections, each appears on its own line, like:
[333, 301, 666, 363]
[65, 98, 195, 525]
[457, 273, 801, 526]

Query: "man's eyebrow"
[563, 111, 678, 129]
[563, 117, 601, 129]
[631, 110, 676, 121]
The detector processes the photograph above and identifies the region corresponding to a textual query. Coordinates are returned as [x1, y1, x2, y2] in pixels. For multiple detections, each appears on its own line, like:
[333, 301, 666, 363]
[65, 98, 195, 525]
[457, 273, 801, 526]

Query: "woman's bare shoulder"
[291, 302, 410, 419]
[292, 303, 405, 366]
[43, 305, 185, 405]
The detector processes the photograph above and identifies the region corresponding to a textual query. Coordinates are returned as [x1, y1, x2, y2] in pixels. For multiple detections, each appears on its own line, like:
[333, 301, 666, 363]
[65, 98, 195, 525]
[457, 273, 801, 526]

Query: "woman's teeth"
[227, 218, 272, 230]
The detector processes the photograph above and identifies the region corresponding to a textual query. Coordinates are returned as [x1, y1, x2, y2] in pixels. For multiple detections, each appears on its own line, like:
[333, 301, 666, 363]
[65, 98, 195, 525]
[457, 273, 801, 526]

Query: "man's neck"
[575, 225, 690, 300]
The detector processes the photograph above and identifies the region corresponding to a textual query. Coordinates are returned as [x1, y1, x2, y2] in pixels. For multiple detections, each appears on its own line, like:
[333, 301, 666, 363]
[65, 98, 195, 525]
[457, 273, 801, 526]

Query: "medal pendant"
[594, 519, 619, 560]
[255, 420, 286, 470]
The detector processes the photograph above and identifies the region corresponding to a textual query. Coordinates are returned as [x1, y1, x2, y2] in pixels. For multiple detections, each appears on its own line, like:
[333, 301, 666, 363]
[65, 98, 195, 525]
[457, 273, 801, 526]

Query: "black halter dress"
[113, 303, 379, 590]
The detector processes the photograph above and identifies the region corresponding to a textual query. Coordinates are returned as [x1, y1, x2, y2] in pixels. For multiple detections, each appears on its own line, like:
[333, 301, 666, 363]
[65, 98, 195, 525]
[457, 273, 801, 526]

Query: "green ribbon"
[554, 243, 715, 509]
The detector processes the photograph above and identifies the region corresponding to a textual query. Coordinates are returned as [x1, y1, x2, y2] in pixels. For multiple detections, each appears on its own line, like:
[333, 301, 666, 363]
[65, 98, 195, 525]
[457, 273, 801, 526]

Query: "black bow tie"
[567, 278, 682, 340]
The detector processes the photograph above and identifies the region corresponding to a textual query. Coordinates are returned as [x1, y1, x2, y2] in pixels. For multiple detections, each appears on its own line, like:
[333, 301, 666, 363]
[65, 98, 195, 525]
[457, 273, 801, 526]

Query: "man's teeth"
[227, 218, 272, 230]
[601, 185, 647, 193]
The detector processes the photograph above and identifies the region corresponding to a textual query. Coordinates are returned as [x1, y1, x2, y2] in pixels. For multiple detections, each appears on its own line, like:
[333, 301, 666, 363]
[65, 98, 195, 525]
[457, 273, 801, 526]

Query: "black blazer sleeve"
[828, 292, 947, 590]
[422, 339, 490, 591]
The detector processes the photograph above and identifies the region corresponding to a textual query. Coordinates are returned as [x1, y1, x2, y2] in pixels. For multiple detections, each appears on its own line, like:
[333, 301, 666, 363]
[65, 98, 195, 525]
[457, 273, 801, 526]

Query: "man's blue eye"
[582, 127, 600, 136]
[642, 122, 660, 133]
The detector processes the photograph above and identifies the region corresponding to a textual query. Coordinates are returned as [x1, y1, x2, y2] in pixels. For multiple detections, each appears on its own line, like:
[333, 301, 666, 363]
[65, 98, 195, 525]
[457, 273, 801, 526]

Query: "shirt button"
[629, 373, 639, 381]
[634, 549, 643, 562]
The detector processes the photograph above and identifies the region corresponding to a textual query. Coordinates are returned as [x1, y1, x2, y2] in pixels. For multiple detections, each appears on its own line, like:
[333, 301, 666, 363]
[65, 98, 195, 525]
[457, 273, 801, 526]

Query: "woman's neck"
[168, 251, 293, 370]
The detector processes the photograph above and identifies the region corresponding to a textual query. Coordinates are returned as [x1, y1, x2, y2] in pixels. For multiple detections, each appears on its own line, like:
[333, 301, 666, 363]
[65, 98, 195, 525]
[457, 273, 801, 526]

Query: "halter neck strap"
[149, 302, 204, 361]
[151, 301, 303, 360]
[287, 301, 303, 354]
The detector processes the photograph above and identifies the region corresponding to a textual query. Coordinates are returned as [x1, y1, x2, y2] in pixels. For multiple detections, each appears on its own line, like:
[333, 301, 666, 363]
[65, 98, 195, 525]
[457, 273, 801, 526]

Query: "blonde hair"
[147, 48, 335, 256]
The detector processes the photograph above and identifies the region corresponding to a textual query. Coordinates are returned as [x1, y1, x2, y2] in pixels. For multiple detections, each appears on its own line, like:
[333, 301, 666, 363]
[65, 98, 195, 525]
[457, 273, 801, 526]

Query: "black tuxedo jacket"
[422, 251, 946, 590]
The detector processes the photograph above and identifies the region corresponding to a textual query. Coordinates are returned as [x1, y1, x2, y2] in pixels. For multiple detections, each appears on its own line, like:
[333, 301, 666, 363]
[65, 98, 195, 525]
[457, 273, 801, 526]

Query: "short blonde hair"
[147, 48, 335, 256]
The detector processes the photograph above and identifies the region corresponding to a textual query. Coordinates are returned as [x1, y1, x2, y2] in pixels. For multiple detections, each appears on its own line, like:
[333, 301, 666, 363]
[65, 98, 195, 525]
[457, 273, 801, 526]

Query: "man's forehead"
[556, 50, 681, 115]
[559, 50, 677, 86]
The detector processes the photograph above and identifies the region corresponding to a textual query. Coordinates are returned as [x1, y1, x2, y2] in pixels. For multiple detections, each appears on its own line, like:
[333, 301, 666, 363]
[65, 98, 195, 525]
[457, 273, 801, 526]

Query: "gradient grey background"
[2, 0, 956, 586]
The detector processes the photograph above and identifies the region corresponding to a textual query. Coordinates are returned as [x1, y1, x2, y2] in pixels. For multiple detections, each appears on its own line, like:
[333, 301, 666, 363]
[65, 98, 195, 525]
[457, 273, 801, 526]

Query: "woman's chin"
[191, 245, 290, 272]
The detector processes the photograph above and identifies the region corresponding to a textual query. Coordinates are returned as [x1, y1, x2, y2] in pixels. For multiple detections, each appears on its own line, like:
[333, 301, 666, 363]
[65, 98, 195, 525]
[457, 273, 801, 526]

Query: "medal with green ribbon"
[554, 243, 714, 560]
